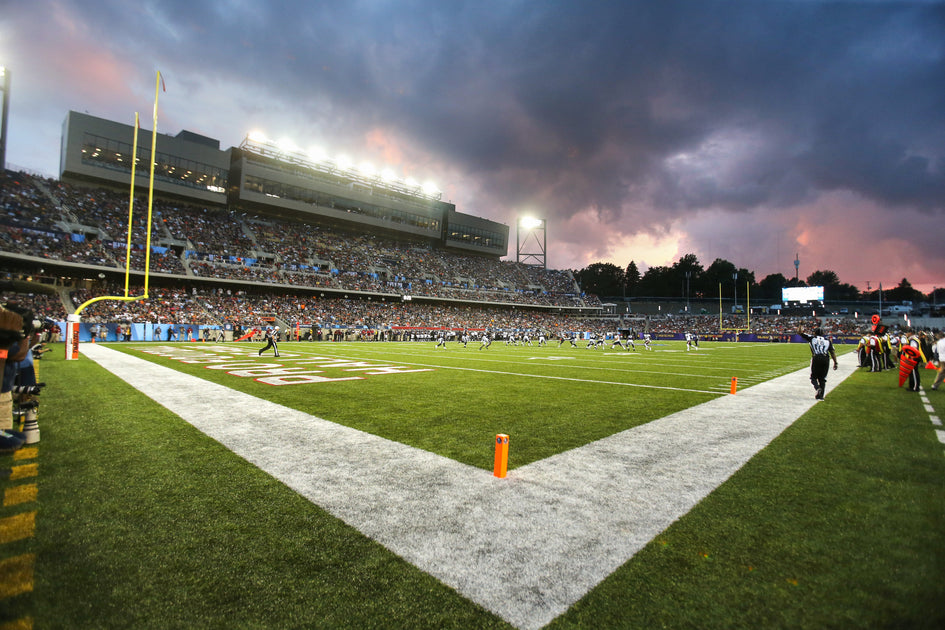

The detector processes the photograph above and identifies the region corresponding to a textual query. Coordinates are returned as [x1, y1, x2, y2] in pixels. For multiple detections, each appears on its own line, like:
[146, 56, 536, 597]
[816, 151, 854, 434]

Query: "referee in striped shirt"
[798, 327, 838, 400]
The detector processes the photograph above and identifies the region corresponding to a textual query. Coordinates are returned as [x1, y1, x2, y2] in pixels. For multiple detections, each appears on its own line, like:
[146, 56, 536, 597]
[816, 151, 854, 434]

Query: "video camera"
[0, 302, 37, 344]
[12, 382, 45, 396]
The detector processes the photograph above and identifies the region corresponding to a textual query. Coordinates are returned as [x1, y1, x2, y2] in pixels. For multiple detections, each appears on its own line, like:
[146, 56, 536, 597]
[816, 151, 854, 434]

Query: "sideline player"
[797, 327, 838, 400]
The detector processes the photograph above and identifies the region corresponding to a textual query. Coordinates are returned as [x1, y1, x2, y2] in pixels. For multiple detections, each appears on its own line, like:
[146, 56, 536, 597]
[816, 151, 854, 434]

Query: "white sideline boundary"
[80, 344, 857, 630]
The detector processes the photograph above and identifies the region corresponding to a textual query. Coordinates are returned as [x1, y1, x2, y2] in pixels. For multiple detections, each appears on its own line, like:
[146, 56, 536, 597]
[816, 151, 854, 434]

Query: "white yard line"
[81, 344, 857, 630]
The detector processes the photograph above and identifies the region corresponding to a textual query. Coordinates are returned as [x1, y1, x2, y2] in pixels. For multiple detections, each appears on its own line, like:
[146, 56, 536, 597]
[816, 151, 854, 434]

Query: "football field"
[107, 338, 822, 469]
[4, 339, 944, 628]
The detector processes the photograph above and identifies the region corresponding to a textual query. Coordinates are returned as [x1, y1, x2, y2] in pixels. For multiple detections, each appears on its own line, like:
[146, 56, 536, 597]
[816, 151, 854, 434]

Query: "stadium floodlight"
[336, 154, 353, 172]
[516, 216, 547, 268]
[520, 216, 543, 230]
[247, 130, 267, 143]
[308, 146, 327, 162]
[277, 137, 299, 154]
[237, 130, 443, 201]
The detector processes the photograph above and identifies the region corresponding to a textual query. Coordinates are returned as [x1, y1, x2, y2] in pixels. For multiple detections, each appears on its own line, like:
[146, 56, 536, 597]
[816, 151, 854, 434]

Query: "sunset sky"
[1, 0, 943, 293]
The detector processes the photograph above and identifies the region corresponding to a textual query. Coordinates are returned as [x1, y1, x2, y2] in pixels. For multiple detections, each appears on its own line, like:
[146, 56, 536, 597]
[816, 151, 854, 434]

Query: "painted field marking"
[82, 343, 857, 630]
[9, 465, 37, 481]
[12, 447, 38, 461]
[130, 343, 728, 394]
[0, 512, 36, 545]
[270, 346, 785, 389]
[3, 484, 38, 507]
[0, 553, 34, 599]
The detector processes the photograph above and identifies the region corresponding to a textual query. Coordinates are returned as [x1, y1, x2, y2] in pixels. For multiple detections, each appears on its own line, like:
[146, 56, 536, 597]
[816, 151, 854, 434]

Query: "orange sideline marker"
[730, 377, 738, 395]
[493, 434, 509, 478]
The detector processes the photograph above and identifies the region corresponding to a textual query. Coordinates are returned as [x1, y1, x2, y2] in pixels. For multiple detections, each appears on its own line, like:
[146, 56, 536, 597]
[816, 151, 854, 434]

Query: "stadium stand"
[0, 167, 595, 319]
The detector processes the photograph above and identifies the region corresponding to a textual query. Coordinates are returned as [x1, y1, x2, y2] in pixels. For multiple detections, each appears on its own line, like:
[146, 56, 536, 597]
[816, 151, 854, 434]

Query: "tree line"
[572, 255, 940, 305]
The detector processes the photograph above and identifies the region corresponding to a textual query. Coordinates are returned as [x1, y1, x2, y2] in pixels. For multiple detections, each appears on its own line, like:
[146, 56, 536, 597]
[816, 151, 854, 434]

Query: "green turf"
[1, 341, 942, 629]
[550, 366, 945, 629]
[15, 353, 508, 629]
[104, 340, 820, 469]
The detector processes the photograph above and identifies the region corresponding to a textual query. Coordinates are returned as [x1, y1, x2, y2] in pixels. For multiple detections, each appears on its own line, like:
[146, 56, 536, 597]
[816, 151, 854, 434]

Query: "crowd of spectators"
[0, 170, 61, 231]
[69, 285, 219, 325]
[0, 170, 592, 308]
[66, 283, 883, 345]
[0, 290, 68, 321]
[645, 314, 862, 337]
[69, 283, 614, 332]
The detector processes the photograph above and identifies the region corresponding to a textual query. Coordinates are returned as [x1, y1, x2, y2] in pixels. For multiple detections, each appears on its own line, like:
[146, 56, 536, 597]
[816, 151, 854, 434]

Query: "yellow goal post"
[65, 71, 164, 358]
[718, 281, 751, 333]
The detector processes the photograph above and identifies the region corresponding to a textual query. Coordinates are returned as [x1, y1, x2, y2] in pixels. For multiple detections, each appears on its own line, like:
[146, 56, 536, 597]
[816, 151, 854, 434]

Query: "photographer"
[2, 302, 45, 446]
[0, 305, 26, 452]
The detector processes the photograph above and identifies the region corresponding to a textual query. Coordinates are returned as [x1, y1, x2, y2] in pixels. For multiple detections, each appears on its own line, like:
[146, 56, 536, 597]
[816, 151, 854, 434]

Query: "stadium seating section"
[0, 169, 603, 325]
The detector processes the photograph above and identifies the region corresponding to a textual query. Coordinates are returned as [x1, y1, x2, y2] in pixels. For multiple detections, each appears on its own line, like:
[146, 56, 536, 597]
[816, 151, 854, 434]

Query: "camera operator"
[1, 302, 45, 446]
[0, 305, 25, 452]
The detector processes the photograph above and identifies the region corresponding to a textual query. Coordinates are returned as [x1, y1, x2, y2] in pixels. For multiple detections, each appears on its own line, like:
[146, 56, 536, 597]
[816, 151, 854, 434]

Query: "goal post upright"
[123, 112, 140, 298]
[65, 72, 162, 359]
[718, 280, 752, 334]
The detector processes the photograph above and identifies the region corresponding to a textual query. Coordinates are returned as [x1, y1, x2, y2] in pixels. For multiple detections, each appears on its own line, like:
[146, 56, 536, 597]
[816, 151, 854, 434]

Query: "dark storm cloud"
[54, 0, 945, 220]
[4, 0, 943, 286]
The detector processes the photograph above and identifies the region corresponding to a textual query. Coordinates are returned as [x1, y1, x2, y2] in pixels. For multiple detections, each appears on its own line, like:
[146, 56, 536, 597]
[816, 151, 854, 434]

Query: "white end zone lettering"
[137, 346, 428, 385]
[227, 367, 326, 377]
[205, 362, 282, 370]
[344, 366, 434, 375]
[257, 374, 364, 385]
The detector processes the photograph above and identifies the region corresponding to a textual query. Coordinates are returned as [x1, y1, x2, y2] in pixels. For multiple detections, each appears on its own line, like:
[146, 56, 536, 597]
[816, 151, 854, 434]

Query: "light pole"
[0, 66, 10, 171]
[733, 272, 738, 314]
[685, 271, 691, 313]
[516, 216, 546, 269]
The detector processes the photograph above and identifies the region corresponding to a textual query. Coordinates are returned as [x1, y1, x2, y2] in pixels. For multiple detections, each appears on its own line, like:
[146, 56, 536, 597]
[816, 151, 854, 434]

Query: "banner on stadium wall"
[59, 323, 225, 342]
[50, 323, 863, 344]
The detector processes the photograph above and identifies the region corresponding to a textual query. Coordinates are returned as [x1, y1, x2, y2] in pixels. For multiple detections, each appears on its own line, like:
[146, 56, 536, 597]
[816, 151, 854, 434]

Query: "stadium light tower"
[516, 216, 546, 268]
[0, 66, 10, 171]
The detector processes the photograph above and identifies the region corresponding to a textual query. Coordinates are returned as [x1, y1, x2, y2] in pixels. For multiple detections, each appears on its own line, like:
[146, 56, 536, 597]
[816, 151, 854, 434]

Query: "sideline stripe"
[9, 465, 37, 481]
[81, 344, 856, 630]
[3, 484, 37, 507]
[12, 448, 37, 461]
[0, 554, 34, 600]
[0, 512, 36, 545]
